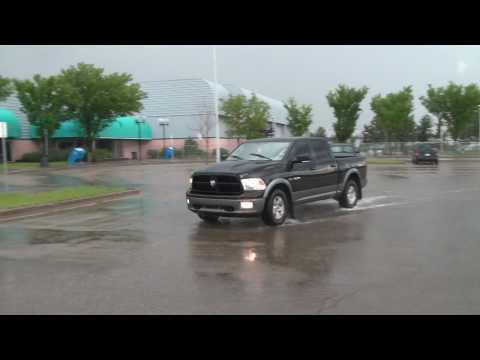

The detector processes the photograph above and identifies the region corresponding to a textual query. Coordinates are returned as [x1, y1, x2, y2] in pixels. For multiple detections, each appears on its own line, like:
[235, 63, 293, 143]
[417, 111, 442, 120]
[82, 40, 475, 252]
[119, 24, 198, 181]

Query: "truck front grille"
[191, 175, 243, 195]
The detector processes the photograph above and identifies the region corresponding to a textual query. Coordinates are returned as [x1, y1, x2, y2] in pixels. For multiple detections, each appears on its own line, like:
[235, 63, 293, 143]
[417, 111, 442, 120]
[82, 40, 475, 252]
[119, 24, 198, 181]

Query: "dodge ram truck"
[186, 137, 367, 226]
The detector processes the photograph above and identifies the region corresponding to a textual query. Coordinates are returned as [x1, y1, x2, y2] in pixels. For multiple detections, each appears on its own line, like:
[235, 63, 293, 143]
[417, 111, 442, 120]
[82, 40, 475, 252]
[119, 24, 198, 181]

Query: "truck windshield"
[227, 142, 290, 161]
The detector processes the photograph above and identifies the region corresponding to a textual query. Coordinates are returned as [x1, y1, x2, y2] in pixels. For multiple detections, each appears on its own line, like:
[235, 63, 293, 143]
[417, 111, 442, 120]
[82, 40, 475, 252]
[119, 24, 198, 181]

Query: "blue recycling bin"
[164, 147, 174, 160]
[67, 147, 86, 166]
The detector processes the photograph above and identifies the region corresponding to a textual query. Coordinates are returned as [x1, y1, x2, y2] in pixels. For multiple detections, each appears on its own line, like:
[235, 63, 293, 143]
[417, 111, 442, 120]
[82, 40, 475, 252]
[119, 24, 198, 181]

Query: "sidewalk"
[1, 159, 209, 175]
[370, 156, 480, 161]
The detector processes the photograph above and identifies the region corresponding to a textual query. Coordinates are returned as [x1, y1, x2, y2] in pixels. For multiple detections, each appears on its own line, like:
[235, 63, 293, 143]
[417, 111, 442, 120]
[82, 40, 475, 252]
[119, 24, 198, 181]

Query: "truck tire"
[339, 179, 359, 208]
[198, 213, 219, 223]
[262, 188, 289, 226]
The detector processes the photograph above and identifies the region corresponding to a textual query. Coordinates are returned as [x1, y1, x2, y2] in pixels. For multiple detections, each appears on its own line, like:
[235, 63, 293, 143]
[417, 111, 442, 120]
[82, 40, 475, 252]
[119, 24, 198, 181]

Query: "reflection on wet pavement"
[1, 162, 480, 313]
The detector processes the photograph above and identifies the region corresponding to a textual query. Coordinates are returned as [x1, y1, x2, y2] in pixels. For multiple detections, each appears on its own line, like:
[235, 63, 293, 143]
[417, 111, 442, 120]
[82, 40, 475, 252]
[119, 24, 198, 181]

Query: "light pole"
[477, 105, 480, 145]
[135, 116, 146, 161]
[158, 118, 170, 150]
[0, 122, 7, 175]
[212, 45, 220, 163]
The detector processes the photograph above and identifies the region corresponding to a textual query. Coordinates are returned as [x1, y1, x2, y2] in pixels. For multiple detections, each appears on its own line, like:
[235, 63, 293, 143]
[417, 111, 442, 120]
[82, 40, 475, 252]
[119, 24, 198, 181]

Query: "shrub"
[48, 149, 70, 162]
[183, 138, 205, 157]
[211, 147, 230, 159]
[90, 149, 113, 162]
[174, 149, 184, 159]
[147, 149, 164, 159]
[18, 149, 70, 162]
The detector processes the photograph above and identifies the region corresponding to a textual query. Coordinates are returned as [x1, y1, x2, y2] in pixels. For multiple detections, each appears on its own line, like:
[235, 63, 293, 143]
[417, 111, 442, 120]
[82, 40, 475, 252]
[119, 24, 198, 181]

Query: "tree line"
[219, 82, 480, 144]
[2, 65, 480, 166]
[0, 64, 146, 165]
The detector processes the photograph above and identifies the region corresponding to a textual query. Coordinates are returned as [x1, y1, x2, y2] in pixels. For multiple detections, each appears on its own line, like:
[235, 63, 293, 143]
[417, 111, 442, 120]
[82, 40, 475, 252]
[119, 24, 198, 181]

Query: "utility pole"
[478, 105, 480, 145]
[135, 117, 145, 161]
[212, 45, 220, 163]
[1, 122, 7, 175]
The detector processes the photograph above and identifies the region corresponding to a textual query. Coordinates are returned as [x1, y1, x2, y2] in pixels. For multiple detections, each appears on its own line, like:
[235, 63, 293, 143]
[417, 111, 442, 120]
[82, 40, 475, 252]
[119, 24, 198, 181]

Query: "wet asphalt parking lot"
[1, 161, 480, 314]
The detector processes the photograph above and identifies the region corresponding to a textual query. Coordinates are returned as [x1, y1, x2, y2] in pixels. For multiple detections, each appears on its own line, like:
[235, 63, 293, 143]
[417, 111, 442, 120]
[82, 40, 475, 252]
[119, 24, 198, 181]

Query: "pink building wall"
[120, 138, 246, 160]
[9, 138, 246, 162]
[10, 140, 40, 161]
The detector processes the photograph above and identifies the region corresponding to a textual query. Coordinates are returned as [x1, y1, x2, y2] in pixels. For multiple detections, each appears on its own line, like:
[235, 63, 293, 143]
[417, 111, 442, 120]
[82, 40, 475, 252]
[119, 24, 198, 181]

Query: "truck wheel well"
[347, 173, 362, 199]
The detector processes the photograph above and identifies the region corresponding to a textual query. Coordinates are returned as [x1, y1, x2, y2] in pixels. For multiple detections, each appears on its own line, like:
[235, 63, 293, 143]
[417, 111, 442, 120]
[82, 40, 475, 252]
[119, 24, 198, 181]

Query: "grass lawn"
[0, 185, 127, 210]
[4, 162, 67, 171]
[367, 158, 406, 165]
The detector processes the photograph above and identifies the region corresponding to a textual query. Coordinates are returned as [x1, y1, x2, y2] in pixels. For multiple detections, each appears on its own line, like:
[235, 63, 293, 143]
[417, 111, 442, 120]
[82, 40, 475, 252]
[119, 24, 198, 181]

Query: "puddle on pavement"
[0, 228, 144, 249]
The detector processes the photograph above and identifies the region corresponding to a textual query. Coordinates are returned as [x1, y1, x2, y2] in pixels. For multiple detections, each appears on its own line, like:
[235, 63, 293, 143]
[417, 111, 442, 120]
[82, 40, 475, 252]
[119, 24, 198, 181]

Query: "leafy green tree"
[420, 83, 480, 140]
[59, 63, 146, 156]
[361, 117, 384, 142]
[463, 107, 480, 140]
[0, 76, 13, 101]
[420, 85, 447, 138]
[220, 95, 246, 138]
[311, 126, 326, 137]
[14, 75, 69, 167]
[284, 97, 313, 136]
[370, 86, 416, 142]
[416, 115, 433, 142]
[221, 94, 271, 139]
[326, 85, 368, 142]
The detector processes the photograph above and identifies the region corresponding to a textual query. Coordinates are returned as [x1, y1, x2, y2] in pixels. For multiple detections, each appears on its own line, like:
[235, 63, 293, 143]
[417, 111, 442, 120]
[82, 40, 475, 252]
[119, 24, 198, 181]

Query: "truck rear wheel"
[262, 189, 289, 226]
[339, 179, 359, 208]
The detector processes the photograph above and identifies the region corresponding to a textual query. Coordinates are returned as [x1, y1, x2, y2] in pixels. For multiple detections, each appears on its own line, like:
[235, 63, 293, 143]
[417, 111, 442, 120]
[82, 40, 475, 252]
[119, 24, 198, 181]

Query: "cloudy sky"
[1, 45, 479, 135]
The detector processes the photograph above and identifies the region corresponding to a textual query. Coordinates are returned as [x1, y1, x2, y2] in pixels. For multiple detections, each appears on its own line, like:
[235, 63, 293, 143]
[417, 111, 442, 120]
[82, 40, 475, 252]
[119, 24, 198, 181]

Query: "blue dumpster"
[67, 147, 86, 166]
[164, 147, 174, 160]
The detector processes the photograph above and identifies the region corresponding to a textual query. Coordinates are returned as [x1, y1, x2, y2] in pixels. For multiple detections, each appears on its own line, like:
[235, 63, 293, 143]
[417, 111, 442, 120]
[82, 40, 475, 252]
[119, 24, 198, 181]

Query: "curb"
[0, 189, 141, 223]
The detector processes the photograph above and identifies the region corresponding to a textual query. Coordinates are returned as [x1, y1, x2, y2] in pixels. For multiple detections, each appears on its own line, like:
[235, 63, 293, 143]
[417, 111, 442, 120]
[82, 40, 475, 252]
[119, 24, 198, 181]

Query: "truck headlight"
[189, 177, 193, 189]
[241, 178, 266, 191]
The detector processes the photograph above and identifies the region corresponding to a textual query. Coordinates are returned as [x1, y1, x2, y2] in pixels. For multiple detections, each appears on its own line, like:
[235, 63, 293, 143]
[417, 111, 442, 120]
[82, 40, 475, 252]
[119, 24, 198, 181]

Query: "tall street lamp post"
[158, 118, 170, 150]
[135, 116, 146, 161]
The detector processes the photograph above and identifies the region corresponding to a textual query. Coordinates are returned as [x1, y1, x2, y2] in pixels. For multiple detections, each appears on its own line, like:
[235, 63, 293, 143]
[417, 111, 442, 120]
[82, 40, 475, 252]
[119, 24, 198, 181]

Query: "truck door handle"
[329, 164, 337, 168]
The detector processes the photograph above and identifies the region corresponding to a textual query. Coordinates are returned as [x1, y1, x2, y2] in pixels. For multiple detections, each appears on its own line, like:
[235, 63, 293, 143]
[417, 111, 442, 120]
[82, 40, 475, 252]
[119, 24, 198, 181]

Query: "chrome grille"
[191, 175, 243, 195]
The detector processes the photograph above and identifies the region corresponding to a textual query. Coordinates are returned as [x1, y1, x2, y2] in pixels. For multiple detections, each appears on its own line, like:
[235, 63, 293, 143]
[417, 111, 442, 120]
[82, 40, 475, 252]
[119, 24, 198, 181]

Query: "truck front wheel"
[339, 179, 359, 208]
[262, 189, 289, 226]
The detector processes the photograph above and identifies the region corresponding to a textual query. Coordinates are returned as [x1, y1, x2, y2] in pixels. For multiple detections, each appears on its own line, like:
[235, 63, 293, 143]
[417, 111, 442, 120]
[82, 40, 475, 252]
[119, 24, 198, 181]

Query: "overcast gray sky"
[1, 45, 479, 135]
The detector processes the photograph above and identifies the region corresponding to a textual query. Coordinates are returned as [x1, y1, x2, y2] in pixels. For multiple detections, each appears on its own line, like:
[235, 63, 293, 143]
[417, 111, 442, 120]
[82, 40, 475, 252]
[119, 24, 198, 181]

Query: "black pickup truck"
[186, 137, 367, 226]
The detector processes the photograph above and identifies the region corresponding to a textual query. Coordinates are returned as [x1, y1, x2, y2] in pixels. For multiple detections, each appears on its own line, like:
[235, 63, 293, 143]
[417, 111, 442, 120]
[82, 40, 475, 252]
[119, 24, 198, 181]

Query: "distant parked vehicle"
[330, 143, 357, 157]
[412, 144, 438, 165]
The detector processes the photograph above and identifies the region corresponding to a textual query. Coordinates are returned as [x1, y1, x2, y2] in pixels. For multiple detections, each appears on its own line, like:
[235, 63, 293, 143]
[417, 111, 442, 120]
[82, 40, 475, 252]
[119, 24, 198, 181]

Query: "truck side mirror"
[289, 154, 311, 170]
[294, 154, 311, 163]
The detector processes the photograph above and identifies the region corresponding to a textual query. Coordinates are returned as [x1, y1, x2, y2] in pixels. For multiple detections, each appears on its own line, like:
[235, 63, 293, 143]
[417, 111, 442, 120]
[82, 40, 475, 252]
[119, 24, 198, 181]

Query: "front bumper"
[186, 193, 265, 217]
[414, 156, 438, 162]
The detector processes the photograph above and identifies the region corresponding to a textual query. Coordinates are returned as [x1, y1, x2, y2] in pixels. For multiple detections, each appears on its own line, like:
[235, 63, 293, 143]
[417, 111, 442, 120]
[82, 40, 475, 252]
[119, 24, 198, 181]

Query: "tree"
[0, 76, 13, 101]
[59, 63, 146, 158]
[361, 117, 384, 142]
[420, 83, 480, 141]
[416, 115, 433, 142]
[190, 105, 215, 163]
[370, 86, 416, 142]
[221, 94, 271, 139]
[326, 85, 368, 142]
[311, 126, 326, 137]
[284, 97, 313, 136]
[14, 75, 69, 167]
[420, 85, 447, 138]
